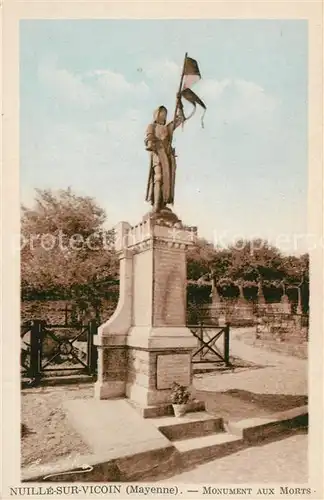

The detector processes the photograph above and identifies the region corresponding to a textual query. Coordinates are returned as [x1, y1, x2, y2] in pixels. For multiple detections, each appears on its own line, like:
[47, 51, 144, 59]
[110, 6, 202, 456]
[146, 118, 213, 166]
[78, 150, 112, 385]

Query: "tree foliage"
[21, 189, 310, 318]
[187, 237, 309, 309]
[225, 239, 284, 282]
[187, 238, 217, 281]
[21, 188, 118, 314]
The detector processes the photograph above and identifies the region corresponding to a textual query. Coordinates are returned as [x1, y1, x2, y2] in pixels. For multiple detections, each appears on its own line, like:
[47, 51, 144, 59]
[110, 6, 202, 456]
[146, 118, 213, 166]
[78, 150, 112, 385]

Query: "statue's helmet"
[154, 106, 167, 124]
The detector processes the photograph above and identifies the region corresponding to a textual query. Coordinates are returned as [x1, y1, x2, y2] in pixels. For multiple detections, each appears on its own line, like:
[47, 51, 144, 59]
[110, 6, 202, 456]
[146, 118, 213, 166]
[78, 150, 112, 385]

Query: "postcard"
[1, 1, 323, 499]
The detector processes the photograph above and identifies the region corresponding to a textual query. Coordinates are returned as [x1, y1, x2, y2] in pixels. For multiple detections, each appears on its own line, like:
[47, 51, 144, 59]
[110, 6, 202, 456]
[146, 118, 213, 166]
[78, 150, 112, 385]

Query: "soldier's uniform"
[145, 106, 185, 212]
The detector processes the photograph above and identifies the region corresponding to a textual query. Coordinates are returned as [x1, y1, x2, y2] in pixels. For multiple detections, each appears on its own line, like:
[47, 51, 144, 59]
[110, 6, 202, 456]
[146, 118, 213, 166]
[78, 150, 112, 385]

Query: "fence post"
[87, 320, 98, 375]
[199, 321, 204, 361]
[29, 320, 42, 384]
[224, 323, 230, 366]
[65, 304, 68, 326]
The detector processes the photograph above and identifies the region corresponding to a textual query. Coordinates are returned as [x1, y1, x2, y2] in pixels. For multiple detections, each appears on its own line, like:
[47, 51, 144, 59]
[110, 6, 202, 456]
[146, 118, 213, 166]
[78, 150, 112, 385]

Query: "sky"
[20, 19, 308, 254]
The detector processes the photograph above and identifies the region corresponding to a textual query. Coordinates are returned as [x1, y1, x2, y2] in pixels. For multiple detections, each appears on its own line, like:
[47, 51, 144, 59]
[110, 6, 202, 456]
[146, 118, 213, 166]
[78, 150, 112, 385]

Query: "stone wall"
[199, 299, 308, 343]
[21, 300, 72, 324]
[256, 314, 308, 343]
[21, 298, 118, 325]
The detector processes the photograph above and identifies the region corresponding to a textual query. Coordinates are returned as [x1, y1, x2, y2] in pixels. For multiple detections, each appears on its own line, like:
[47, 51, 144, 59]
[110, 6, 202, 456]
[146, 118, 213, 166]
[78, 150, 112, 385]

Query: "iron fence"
[188, 323, 231, 365]
[21, 319, 98, 385]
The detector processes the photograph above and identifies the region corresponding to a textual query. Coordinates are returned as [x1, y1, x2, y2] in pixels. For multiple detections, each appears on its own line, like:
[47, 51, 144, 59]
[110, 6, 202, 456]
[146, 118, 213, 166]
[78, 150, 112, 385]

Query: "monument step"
[149, 411, 223, 441]
[223, 406, 308, 443]
[128, 399, 206, 418]
[173, 431, 244, 466]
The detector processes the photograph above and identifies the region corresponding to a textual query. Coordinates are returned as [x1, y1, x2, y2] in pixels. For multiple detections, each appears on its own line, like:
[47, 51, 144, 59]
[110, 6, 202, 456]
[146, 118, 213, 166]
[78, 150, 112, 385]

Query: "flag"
[183, 56, 201, 89]
[181, 87, 207, 128]
[181, 87, 206, 110]
[170, 54, 207, 135]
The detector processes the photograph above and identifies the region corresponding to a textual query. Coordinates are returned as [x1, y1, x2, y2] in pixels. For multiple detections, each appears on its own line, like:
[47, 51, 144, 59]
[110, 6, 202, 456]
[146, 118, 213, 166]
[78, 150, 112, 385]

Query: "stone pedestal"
[94, 212, 198, 411]
[281, 294, 291, 314]
[234, 297, 254, 324]
[296, 287, 303, 315]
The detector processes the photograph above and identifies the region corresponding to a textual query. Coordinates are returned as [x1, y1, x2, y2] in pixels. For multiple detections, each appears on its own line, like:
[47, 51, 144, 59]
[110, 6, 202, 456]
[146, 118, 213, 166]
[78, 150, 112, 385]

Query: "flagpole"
[169, 52, 188, 146]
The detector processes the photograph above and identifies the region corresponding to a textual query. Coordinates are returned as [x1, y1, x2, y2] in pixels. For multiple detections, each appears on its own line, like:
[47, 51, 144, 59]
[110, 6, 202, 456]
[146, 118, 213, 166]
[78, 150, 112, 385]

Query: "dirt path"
[230, 327, 308, 367]
[21, 329, 308, 469]
[21, 384, 93, 468]
[194, 328, 307, 420]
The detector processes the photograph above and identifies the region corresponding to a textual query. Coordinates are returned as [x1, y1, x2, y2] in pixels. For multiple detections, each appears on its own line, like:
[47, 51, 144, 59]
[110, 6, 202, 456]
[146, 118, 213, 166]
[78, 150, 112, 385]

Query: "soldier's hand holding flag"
[145, 52, 207, 211]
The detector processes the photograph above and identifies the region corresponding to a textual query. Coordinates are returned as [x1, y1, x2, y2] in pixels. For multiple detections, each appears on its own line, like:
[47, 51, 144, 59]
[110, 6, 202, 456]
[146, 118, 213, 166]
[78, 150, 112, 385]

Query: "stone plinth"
[94, 212, 198, 410]
[281, 294, 291, 314]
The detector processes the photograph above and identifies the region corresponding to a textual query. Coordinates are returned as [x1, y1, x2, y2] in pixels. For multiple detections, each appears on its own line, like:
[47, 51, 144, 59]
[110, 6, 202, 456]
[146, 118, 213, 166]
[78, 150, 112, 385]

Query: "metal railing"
[188, 323, 231, 365]
[20, 319, 98, 385]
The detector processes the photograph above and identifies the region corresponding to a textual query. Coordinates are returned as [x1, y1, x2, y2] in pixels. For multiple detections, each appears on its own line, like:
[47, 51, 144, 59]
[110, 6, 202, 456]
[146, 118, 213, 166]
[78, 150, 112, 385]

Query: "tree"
[21, 188, 118, 317]
[187, 237, 309, 307]
[187, 238, 218, 281]
[225, 239, 284, 283]
[208, 248, 232, 281]
[280, 253, 309, 285]
[279, 253, 309, 312]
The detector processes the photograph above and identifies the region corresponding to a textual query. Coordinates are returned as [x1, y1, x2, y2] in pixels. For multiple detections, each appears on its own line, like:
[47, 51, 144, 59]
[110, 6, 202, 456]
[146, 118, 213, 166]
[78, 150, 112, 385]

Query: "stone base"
[126, 382, 171, 407]
[94, 216, 198, 406]
[94, 380, 125, 400]
[127, 326, 198, 349]
[128, 399, 206, 419]
[126, 344, 196, 407]
[142, 207, 183, 228]
[94, 344, 127, 400]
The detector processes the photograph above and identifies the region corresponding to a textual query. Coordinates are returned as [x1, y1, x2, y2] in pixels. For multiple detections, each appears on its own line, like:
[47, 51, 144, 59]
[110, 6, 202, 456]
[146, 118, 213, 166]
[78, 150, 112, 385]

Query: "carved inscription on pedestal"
[156, 354, 191, 390]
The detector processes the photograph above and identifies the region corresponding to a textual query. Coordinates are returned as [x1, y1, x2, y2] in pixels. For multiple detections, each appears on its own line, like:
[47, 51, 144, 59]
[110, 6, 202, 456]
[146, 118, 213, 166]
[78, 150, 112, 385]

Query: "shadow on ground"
[193, 356, 273, 376]
[196, 389, 308, 422]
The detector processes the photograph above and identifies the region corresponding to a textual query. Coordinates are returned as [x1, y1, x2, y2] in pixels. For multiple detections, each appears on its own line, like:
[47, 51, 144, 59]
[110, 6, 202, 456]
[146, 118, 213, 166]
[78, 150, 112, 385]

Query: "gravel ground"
[234, 328, 308, 359]
[195, 388, 307, 422]
[21, 383, 93, 468]
[21, 332, 308, 470]
[21, 381, 307, 470]
[195, 344, 307, 398]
